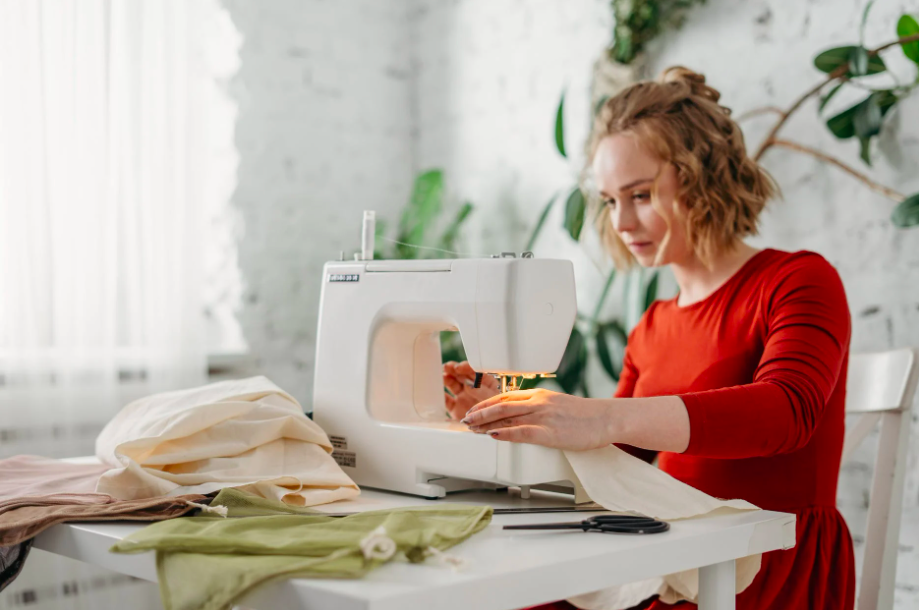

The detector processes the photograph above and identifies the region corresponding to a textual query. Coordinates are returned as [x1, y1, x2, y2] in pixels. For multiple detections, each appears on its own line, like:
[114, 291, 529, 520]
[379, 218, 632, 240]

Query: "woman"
[443, 67, 855, 610]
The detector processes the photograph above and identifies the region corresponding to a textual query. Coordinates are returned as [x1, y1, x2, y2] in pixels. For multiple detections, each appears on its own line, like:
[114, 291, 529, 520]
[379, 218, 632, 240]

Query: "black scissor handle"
[585, 516, 659, 525]
[582, 516, 669, 533]
[503, 514, 669, 534]
[589, 520, 670, 534]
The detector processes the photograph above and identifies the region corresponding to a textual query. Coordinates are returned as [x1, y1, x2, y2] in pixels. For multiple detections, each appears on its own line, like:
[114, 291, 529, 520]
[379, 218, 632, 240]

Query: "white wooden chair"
[842, 348, 919, 610]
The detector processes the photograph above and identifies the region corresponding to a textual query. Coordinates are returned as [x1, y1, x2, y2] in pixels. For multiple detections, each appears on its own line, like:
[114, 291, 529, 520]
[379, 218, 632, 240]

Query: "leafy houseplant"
[372, 169, 473, 262]
[740, 6, 919, 228]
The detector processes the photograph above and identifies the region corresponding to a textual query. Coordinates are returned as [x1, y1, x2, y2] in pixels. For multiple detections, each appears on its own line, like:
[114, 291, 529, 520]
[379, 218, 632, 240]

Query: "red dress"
[534, 249, 856, 610]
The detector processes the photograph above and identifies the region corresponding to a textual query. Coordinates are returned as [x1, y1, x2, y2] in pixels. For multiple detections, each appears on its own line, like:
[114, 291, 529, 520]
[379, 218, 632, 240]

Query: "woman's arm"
[462, 321, 691, 453]
[465, 254, 850, 456]
[612, 347, 662, 462]
[613, 395, 690, 452]
[462, 390, 689, 452]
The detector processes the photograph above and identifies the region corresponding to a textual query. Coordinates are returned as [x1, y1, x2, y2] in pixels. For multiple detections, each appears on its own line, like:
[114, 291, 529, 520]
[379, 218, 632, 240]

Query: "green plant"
[373, 170, 474, 260]
[743, 6, 919, 228]
[609, 0, 707, 65]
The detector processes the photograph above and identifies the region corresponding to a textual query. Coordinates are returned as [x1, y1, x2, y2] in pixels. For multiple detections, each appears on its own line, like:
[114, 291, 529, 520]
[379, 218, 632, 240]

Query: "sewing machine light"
[484, 372, 557, 394]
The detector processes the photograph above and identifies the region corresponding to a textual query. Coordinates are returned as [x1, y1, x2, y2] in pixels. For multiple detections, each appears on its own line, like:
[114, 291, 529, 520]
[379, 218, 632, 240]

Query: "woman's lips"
[628, 241, 653, 253]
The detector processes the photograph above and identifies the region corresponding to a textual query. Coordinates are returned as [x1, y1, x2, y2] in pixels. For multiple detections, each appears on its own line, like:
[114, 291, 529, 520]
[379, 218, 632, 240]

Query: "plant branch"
[735, 106, 784, 122]
[752, 71, 843, 160]
[769, 139, 906, 201]
[872, 32, 919, 54]
[753, 33, 919, 161]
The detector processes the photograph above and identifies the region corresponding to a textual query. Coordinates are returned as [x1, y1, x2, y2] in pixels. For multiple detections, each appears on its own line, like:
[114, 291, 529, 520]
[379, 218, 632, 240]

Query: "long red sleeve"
[678, 252, 851, 458]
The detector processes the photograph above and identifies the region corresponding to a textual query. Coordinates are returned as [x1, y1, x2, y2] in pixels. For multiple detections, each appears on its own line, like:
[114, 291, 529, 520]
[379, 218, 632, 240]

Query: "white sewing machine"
[312, 217, 586, 500]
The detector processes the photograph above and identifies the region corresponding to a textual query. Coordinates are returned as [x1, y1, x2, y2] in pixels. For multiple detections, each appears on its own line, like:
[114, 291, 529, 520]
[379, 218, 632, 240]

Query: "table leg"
[698, 559, 735, 610]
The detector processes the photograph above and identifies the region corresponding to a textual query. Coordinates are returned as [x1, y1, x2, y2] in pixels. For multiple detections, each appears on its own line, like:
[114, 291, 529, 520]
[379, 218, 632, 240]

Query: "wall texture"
[224, 0, 918, 606]
[222, 0, 416, 402]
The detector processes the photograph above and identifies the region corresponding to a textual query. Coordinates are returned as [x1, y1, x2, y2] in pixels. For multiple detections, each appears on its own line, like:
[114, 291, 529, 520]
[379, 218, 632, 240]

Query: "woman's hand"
[443, 361, 499, 421]
[460, 388, 616, 451]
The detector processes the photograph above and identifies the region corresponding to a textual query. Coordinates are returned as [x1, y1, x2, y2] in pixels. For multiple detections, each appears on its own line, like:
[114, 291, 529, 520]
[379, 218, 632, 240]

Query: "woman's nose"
[612, 202, 637, 233]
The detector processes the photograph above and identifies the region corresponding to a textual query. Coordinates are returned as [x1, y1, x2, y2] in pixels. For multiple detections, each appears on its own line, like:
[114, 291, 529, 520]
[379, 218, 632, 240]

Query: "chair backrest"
[842, 348, 919, 610]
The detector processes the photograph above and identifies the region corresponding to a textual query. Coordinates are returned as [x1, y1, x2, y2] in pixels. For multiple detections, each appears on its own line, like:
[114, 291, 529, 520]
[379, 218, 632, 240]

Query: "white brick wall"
[226, 0, 918, 605]
[222, 0, 416, 403]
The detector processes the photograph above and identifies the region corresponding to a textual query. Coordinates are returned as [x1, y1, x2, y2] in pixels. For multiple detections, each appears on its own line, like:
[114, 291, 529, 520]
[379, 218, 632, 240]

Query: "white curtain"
[0, 0, 209, 460]
[0, 0, 217, 607]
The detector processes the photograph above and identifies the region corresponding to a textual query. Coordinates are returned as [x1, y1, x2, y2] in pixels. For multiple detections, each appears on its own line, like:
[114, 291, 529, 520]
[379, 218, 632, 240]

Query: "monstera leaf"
[814, 45, 886, 76]
[564, 187, 587, 241]
[596, 320, 628, 382]
[555, 327, 589, 396]
[825, 90, 898, 165]
[897, 15, 919, 64]
[396, 169, 444, 258]
[892, 194, 919, 228]
[555, 92, 567, 158]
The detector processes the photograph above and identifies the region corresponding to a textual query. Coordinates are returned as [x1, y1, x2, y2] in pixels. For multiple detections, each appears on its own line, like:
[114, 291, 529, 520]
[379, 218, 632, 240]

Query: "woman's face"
[591, 133, 689, 267]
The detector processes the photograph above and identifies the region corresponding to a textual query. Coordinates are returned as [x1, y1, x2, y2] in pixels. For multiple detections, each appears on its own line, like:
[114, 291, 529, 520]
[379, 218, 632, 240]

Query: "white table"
[32, 486, 795, 610]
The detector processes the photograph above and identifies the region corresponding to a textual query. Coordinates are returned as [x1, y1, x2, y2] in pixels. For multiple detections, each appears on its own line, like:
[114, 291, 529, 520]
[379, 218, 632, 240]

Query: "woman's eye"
[632, 192, 650, 202]
[603, 198, 616, 208]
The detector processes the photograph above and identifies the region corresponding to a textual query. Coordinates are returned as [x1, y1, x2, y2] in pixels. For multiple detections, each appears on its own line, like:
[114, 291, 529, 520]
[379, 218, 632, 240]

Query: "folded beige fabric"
[563, 445, 763, 610]
[95, 377, 359, 506]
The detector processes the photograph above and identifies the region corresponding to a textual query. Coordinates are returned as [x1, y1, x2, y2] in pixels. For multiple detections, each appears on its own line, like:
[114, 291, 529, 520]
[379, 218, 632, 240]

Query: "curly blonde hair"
[587, 66, 778, 269]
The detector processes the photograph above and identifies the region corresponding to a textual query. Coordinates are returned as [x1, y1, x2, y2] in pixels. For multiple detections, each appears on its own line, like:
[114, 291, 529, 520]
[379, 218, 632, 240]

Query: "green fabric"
[110, 489, 492, 610]
[206, 487, 325, 517]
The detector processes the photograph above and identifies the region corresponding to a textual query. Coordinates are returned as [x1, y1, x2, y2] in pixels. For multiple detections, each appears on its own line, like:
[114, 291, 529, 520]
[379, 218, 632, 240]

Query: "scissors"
[503, 515, 670, 535]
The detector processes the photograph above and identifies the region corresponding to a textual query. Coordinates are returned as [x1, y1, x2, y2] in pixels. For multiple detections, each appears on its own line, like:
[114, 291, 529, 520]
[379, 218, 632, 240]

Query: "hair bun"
[659, 66, 721, 104]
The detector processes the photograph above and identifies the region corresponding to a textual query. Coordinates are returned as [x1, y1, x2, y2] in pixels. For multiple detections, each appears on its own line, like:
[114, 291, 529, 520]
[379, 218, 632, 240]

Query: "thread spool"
[361, 210, 375, 260]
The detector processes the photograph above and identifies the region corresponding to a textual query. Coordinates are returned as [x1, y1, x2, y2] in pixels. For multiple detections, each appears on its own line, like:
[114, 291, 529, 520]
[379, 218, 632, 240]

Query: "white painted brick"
[222, 0, 415, 403]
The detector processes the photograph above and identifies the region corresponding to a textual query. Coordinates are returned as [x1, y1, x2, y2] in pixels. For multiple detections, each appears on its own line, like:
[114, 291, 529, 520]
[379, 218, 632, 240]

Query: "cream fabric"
[95, 377, 359, 506]
[564, 445, 762, 609]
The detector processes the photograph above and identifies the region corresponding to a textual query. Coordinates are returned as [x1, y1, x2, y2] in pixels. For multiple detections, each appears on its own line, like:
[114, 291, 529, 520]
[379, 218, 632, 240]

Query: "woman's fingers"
[443, 360, 479, 388]
[444, 361, 500, 393]
[469, 414, 533, 433]
[486, 425, 548, 445]
[462, 399, 535, 427]
[444, 360, 474, 382]
[465, 389, 539, 417]
[446, 393, 472, 421]
[455, 361, 477, 379]
[443, 373, 463, 396]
